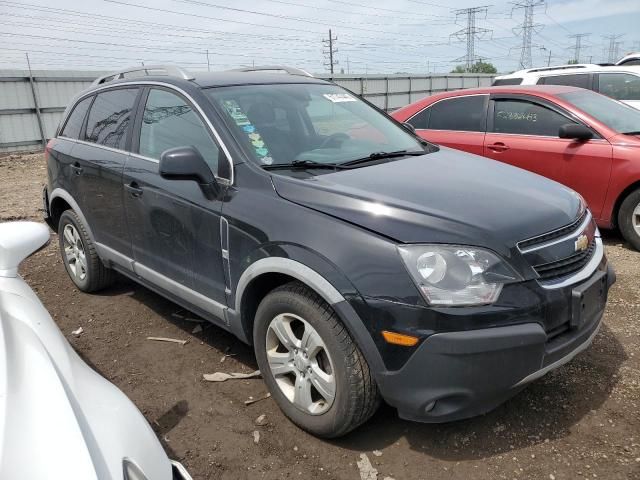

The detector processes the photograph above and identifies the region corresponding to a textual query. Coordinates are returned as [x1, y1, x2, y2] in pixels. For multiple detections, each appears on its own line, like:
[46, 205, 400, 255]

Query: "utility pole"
[568, 33, 590, 63]
[25, 53, 46, 149]
[603, 34, 624, 63]
[206, 49, 210, 71]
[323, 29, 338, 75]
[540, 47, 552, 66]
[450, 6, 492, 72]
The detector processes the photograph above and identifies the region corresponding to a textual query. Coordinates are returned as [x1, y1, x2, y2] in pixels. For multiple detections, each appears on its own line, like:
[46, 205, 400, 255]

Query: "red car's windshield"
[558, 90, 640, 134]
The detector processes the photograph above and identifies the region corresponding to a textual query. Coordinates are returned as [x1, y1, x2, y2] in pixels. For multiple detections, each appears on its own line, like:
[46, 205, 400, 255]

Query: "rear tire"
[253, 281, 379, 438]
[618, 188, 640, 251]
[58, 210, 116, 292]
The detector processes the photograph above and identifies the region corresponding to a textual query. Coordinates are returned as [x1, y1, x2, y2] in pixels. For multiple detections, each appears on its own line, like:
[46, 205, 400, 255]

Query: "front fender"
[230, 244, 386, 375]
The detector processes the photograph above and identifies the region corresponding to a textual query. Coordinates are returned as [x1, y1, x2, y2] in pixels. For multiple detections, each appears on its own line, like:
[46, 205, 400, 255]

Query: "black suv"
[44, 65, 615, 437]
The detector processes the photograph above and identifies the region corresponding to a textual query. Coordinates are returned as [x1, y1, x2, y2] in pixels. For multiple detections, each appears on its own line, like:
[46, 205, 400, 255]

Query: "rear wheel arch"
[48, 188, 96, 244]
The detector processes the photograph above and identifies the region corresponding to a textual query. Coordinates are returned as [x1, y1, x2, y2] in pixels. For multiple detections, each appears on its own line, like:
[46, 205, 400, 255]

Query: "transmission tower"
[450, 6, 492, 72]
[603, 34, 624, 63]
[511, 0, 545, 69]
[322, 29, 338, 75]
[568, 33, 590, 63]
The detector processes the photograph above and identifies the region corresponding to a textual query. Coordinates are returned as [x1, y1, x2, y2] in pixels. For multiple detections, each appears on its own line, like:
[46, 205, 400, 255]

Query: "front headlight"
[397, 245, 521, 306]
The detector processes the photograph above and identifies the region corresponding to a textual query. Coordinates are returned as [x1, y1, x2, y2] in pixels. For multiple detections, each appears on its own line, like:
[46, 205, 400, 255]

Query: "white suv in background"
[493, 64, 640, 110]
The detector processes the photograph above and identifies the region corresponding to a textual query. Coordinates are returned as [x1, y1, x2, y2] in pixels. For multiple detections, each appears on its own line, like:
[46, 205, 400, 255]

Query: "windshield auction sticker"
[323, 93, 356, 103]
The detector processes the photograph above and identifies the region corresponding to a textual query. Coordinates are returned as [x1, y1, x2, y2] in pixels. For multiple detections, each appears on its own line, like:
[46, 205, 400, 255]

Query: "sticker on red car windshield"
[323, 93, 356, 103]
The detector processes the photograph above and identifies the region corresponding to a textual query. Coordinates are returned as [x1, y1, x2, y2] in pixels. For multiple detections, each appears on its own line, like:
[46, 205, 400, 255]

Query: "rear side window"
[492, 78, 523, 86]
[537, 74, 590, 89]
[492, 99, 576, 136]
[597, 73, 640, 101]
[407, 107, 430, 129]
[138, 88, 220, 172]
[617, 59, 640, 66]
[427, 96, 486, 132]
[60, 96, 92, 139]
[85, 88, 138, 149]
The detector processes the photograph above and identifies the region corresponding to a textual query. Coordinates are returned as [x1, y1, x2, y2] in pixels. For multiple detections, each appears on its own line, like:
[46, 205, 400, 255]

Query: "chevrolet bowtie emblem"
[575, 234, 589, 252]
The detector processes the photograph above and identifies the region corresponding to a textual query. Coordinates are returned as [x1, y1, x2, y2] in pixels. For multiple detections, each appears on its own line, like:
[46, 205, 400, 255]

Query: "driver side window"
[139, 88, 220, 173]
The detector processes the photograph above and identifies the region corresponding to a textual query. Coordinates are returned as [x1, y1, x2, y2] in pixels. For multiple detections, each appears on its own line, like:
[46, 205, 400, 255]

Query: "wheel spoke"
[63, 227, 74, 245]
[293, 375, 314, 411]
[64, 246, 75, 262]
[266, 350, 294, 377]
[270, 316, 299, 350]
[301, 327, 323, 358]
[76, 251, 87, 269]
[310, 365, 336, 402]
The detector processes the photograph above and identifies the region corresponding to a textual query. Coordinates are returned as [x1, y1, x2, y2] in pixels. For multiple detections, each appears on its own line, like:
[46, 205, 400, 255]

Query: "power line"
[323, 29, 338, 75]
[512, 0, 545, 69]
[450, 6, 492, 71]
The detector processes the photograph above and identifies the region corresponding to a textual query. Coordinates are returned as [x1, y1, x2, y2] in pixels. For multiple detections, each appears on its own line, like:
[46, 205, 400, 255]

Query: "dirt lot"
[2, 153, 639, 479]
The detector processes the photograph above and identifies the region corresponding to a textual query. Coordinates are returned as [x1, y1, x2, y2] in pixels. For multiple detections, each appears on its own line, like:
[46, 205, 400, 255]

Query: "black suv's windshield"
[206, 83, 426, 167]
[558, 90, 640, 134]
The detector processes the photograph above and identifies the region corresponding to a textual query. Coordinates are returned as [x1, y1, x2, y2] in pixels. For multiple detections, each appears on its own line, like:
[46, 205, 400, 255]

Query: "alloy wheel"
[265, 313, 336, 415]
[62, 224, 87, 281]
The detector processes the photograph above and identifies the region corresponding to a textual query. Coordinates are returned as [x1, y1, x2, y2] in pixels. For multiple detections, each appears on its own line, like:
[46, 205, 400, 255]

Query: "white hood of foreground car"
[0, 222, 173, 480]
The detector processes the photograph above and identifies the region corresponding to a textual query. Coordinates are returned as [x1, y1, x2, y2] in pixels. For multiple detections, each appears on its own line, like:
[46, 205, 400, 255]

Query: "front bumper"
[375, 263, 615, 423]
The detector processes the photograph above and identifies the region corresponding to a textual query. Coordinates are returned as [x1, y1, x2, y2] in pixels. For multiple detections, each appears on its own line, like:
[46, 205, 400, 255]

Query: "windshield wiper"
[339, 149, 426, 167]
[623, 130, 640, 135]
[262, 159, 349, 171]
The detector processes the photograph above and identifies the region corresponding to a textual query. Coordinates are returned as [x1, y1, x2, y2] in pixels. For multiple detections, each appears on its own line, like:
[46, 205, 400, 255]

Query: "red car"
[392, 85, 640, 250]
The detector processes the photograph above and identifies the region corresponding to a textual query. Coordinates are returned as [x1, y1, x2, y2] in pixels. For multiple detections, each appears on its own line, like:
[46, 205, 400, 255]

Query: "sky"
[1, 0, 639, 74]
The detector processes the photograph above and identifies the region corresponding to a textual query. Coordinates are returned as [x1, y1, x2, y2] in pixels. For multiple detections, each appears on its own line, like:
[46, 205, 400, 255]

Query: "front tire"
[253, 282, 379, 438]
[58, 210, 115, 292]
[618, 188, 640, 251]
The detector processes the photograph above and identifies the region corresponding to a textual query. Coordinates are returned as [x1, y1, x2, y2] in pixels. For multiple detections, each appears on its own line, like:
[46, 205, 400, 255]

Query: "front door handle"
[125, 182, 144, 198]
[70, 162, 83, 175]
[487, 142, 509, 153]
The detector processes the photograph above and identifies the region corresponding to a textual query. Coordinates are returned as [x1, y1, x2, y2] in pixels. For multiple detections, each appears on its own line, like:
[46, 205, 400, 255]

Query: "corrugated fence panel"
[1, 70, 495, 152]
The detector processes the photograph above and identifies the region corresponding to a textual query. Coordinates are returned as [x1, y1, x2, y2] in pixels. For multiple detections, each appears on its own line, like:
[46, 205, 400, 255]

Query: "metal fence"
[0, 70, 495, 153]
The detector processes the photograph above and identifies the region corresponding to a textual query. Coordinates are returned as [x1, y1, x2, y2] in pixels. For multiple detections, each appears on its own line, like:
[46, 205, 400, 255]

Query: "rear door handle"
[70, 162, 83, 175]
[487, 142, 509, 152]
[125, 182, 144, 197]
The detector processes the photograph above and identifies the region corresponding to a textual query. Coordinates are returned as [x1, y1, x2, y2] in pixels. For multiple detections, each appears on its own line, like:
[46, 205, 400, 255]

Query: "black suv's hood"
[271, 148, 581, 253]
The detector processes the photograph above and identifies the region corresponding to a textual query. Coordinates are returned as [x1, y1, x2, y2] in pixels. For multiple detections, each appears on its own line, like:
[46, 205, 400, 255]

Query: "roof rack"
[525, 64, 592, 73]
[91, 65, 194, 86]
[230, 65, 314, 78]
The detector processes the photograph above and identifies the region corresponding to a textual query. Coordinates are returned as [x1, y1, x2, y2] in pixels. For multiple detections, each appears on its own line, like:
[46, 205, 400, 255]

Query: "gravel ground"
[2, 153, 639, 480]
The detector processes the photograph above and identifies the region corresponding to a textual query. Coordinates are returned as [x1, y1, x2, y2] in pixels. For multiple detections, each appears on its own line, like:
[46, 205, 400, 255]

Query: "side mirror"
[559, 124, 593, 141]
[402, 122, 417, 134]
[159, 146, 220, 198]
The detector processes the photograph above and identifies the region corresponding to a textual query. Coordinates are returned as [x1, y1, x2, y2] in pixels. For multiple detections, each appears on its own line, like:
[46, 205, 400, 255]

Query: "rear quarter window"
[537, 74, 591, 89]
[492, 78, 523, 86]
[59, 96, 93, 139]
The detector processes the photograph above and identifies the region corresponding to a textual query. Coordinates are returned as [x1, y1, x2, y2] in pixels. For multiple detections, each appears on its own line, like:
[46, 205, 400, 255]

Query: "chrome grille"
[533, 238, 596, 280]
[518, 211, 599, 284]
[518, 210, 587, 250]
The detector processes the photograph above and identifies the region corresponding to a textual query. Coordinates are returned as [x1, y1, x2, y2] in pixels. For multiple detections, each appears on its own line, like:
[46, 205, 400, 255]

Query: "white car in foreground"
[0, 221, 191, 480]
